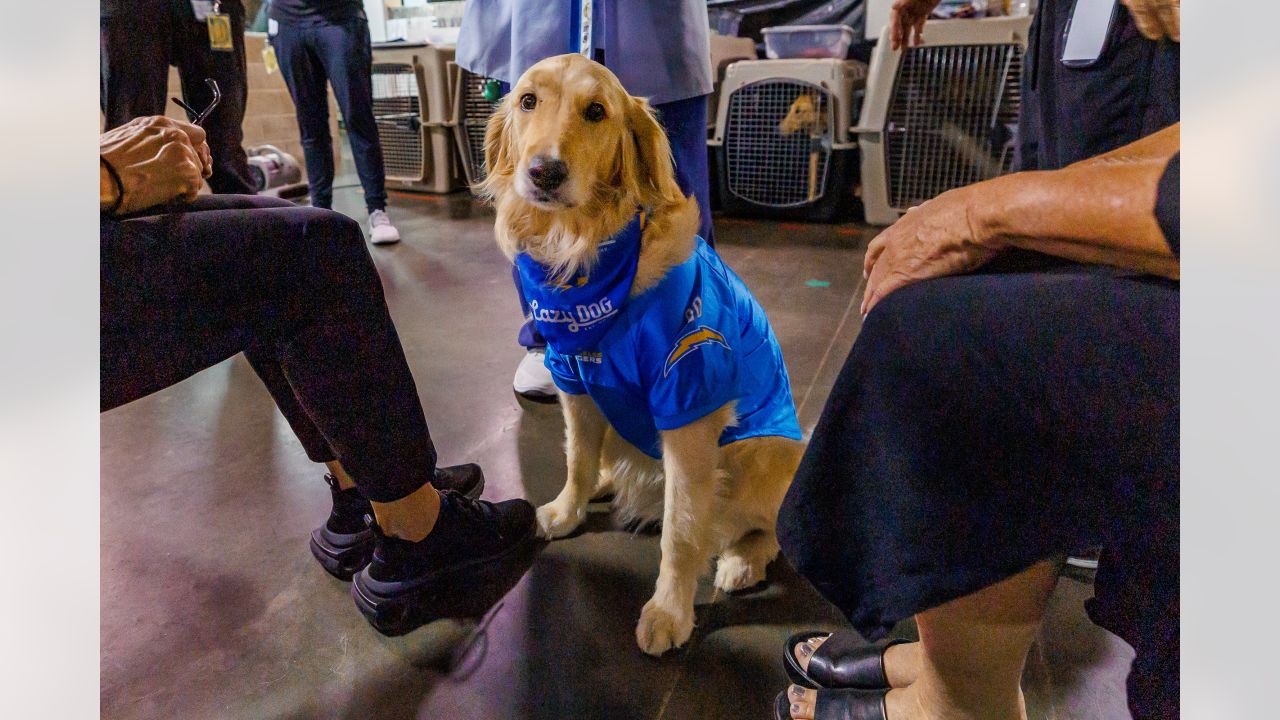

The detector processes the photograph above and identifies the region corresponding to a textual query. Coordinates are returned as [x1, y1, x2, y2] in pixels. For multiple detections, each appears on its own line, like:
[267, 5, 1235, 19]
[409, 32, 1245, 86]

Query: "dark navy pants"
[514, 92, 713, 349]
[101, 196, 436, 502]
[271, 16, 388, 212]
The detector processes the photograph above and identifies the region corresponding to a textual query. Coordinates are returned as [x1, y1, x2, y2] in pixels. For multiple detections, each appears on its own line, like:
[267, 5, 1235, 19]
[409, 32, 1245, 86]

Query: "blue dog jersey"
[543, 238, 801, 459]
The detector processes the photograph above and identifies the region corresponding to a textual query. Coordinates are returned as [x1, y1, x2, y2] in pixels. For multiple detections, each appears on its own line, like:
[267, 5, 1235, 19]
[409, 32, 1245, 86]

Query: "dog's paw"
[714, 554, 768, 593]
[635, 599, 694, 656]
[535, 500, 586, 540]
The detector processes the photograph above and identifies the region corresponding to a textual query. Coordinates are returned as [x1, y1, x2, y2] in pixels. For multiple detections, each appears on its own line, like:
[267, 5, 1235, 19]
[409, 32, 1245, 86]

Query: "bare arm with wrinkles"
[861, 123, 1180, 314]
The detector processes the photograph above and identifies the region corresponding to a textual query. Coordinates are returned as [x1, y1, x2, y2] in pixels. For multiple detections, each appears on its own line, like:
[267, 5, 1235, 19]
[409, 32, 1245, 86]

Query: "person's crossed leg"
[101, 122, 536, 635]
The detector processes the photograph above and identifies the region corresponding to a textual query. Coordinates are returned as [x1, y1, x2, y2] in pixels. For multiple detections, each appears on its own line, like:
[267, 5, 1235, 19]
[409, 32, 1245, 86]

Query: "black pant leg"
[312, 17, 387, 212]
[272, 23, 337, 208]
[111, 193, 334, 461]
[100, 1, 172, 128]
[242, 352, 336, 463]
[101, 201, 438, 501]
[172, 0, 255, 194]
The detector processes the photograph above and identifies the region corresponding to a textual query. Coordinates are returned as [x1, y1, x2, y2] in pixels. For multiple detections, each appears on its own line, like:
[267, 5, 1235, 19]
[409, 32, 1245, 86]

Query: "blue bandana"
[514, 214, 644, 354]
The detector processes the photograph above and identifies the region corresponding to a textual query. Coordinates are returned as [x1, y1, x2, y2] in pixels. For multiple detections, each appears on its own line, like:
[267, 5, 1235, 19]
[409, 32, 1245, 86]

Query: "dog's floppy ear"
[477, 95, 516, 199]
[622, 97, 684, 209]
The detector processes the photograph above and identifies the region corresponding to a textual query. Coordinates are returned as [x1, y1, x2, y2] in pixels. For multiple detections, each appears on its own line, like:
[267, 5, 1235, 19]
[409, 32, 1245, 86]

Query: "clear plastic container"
[762, 24, 856, 59]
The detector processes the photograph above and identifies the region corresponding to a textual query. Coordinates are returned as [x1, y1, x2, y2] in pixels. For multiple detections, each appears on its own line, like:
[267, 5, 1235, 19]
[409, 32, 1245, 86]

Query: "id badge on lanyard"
[193, 0, 234, 52]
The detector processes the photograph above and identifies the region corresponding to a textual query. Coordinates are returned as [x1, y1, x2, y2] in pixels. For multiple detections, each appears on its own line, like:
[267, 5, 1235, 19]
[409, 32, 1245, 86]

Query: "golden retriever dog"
[778, 92, 827, 136]
[479, 54, 803, 657]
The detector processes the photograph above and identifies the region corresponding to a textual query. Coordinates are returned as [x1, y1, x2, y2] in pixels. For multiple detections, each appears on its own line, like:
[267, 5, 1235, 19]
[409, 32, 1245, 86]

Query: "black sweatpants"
[101, 195, 436, 502]
[100, 0, 255, 195]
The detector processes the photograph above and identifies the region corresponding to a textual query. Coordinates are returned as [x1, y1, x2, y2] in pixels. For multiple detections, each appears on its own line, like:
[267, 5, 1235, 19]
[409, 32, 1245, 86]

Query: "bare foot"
[793, 636, 922, 688]
[785, 683, 1022, 720]
[784, 684, 925, 720]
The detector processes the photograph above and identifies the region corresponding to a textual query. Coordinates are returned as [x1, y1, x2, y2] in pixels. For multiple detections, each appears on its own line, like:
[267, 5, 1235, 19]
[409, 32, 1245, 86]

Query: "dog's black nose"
[527, 156, 568, 192]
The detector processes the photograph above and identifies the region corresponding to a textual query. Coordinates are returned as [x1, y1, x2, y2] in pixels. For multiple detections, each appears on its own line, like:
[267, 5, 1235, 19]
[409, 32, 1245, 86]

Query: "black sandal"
[773, 687, 889, 720]
[783, 631, 912, 689]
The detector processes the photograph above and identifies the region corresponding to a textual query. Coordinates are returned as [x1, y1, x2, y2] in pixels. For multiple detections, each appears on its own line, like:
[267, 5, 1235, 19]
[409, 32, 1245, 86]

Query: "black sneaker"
[430, 463, 486, 498]
[351, 491, 536, 636]
[309, 465, 486, 581]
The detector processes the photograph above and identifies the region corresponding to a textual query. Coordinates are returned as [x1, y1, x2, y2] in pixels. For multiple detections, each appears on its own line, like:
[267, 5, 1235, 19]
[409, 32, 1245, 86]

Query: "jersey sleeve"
[646, 322, 741, 431]
[544, 345, 587, 395]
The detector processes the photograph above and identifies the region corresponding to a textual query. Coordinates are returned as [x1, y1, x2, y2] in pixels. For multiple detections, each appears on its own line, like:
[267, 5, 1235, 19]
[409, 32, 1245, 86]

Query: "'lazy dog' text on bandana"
[514, 213, 644, 354]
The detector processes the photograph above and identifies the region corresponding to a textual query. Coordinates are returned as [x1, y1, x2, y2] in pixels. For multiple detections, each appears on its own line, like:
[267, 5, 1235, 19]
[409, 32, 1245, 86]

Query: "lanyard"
[570, 0, 594, 56]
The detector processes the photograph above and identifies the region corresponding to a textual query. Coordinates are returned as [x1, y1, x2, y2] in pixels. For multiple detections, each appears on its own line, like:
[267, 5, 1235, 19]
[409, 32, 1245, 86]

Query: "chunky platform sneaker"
[351, 491, 536, 636]
[309, 464, 486, 581]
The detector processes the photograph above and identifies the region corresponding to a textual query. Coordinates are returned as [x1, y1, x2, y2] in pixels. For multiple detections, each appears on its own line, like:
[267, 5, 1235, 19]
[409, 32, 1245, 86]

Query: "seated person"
[100, 116, 535, 635]
[773, 1, 1179, 718]
[777, 123, 1178, 720]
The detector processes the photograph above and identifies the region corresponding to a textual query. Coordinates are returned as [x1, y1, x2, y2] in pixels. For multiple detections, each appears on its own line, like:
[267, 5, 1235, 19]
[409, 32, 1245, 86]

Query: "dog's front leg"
[537, 391, 608, 539]
[636, 405, 731, 656]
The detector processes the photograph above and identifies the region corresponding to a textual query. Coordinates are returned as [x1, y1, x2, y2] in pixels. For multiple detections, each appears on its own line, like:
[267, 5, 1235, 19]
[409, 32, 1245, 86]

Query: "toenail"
[791, 685, 805, 698]
[798, 644, 811, 656]
[791, 703, 801, 716]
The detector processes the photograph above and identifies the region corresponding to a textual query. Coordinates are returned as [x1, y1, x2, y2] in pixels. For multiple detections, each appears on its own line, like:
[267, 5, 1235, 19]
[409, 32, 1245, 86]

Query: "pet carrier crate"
[853, 16, 1031, 225]
[369, 45, 462, 194]
[449, 64, 501, 191]
[710, 58, 867, 222]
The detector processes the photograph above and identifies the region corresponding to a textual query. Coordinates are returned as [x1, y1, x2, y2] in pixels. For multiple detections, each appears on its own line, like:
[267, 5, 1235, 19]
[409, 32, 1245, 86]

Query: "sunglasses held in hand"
[171, 78, 222, 126]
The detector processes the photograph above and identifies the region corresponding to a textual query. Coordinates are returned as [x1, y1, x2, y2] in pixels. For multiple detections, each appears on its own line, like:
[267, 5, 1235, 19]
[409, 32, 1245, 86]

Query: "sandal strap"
[814, 688, 889, 720]
[807, 634, 909, 689]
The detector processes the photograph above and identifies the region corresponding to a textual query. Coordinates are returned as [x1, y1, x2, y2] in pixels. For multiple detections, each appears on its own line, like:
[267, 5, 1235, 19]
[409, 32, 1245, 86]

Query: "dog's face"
[481, 54, 681, 214]
[779, 94, 825, 136]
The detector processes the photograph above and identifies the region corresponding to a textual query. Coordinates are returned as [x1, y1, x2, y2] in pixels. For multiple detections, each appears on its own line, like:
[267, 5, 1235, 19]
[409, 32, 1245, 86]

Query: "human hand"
[1121, 0, 1179, 42]
[889, 0, 940, 50]
[100, 116, 212, 215]
[861, 186, 1000, 315]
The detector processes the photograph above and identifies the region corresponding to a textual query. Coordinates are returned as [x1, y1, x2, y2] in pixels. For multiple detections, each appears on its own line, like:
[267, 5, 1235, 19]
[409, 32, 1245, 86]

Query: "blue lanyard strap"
[570, 0, 594, 56]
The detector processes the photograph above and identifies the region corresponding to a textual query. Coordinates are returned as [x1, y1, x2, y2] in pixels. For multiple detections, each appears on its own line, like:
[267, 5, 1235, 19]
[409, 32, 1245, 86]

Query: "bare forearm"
[100, 159, 120, 214]
[978, 152, 1177, 277]
[1069, 123, 1180, 169]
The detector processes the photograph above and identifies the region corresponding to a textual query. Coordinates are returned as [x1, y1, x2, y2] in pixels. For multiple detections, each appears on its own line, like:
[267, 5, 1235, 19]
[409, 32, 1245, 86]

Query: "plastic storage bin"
[762, 25, 856, 59]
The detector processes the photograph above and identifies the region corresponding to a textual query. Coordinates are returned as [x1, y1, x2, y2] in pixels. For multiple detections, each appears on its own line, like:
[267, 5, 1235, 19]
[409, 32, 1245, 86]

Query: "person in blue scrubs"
[457, 0, 716, 401]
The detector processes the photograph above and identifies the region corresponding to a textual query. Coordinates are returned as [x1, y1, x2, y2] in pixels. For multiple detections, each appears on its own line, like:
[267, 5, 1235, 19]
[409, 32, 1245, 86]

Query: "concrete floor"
[101, 181, 1137, 719]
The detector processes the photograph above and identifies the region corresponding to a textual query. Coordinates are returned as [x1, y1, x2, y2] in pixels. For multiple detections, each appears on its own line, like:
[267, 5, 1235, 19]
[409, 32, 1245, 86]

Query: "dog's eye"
[583, 102, 606, 123]
[519, 93, 537, 112]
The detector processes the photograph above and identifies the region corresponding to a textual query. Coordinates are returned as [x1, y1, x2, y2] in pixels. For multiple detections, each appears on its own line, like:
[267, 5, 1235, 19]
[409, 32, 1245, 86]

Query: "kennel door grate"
[460, 70, 500, 184]
[724, 79, 833, 208]
[372, 63, 425, 180]
[884, 43, 1023, 210]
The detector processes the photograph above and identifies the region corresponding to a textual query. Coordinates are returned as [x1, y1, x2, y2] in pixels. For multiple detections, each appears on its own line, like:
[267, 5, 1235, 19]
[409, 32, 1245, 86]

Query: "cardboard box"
[707, 33, 758, 128]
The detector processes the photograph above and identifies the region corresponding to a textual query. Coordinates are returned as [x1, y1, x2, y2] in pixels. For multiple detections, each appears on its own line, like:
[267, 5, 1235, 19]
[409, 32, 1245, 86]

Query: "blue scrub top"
[456, 0, 713, 105]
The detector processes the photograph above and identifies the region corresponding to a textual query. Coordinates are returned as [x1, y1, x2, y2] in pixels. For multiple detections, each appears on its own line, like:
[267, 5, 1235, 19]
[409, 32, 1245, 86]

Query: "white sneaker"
[513, 348, 558, 402]
[368, 209, 401, 245]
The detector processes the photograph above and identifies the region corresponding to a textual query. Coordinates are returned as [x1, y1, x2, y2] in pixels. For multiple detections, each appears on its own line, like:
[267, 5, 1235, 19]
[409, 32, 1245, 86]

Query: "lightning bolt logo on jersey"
[663, 326, 730, 377]
[525, 223, 801, 460]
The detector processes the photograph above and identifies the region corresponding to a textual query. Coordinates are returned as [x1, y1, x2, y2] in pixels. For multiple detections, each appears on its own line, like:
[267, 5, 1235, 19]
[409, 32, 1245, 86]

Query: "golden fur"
[779, 93, 827, 136]
[483, 54, 802, 656]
